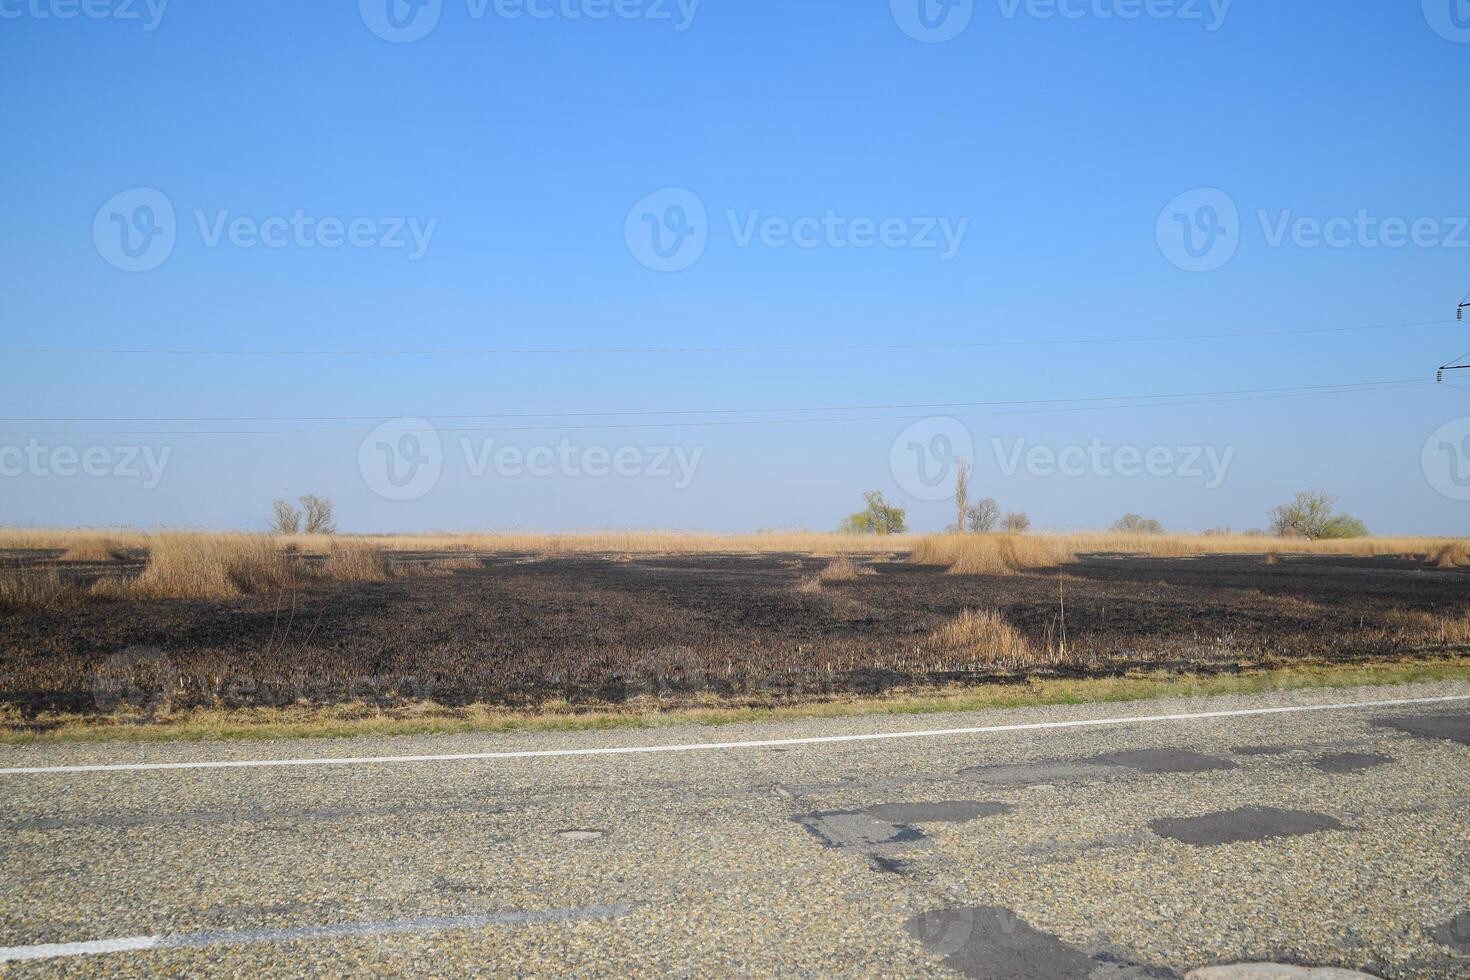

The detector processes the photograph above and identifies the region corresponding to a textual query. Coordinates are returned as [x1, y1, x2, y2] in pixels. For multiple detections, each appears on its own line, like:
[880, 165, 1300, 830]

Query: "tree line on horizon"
[840, 460, 1369, 539]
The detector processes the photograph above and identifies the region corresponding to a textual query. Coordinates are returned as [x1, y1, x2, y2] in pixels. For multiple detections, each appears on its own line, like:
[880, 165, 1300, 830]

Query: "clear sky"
[3, 1, 1469, 534]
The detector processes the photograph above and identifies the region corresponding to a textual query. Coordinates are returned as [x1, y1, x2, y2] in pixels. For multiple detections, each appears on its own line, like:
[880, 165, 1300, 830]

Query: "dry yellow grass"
[60, 538, 131, 562]
[282, 530, 918, 556]
[912, 533, 1076, 575]
[3, 528, 1464, 601]
[924, 608, 1038, 667]
[816, 556, 863, 581]
[795, 555, 878, 593]
[0, 529, 150, 557]
[4, 528, 1463, 564]
[0, 564, 80, 611]
[318, 540, 389, 582]
[1382, 608, 1470, 647]
[1430, 541, 1470, 568]
[910, 531, 1469, 575]
[93, 534, 298, 600]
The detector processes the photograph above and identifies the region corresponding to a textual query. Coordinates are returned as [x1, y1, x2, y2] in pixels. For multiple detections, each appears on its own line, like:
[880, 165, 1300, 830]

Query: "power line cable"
[0, 317, 1453, 358]
[0, 378, 1427, 424]
[0, 380, 1431, 437]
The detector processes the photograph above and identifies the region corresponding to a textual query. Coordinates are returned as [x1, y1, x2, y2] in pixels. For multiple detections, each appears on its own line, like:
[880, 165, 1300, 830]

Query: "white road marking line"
[1, 693, 1466, 777]
[0, 905, 636, 964]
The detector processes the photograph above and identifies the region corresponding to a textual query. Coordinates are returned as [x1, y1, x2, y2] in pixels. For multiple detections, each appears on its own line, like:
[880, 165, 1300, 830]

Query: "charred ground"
[2, 549, 1467, 721]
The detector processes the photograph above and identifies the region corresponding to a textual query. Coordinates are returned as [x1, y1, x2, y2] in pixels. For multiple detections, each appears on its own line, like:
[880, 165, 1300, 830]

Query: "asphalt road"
[3, 681, 1470, 978]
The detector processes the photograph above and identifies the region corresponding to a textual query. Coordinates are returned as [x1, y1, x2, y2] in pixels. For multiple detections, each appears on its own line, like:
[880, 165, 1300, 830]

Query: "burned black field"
[2, 550, 1468, 719]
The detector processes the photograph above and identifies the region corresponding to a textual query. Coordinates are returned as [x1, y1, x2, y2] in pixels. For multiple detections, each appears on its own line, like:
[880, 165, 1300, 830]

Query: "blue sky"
[2, 1, 1469, 533]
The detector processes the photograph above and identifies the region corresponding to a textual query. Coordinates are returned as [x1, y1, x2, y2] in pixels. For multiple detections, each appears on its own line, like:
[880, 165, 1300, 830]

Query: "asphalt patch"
[1429, 911, 1470, 953]
[905, 906, 1096, 979]
[1089, 749, 1237, 774]
[1150, 806, 1342, 846]
[1312, 752, 1392, 774]
[865, 801, 1011, 824]
[1375, 712, 1470, 746]
[794, 811, 925, 850]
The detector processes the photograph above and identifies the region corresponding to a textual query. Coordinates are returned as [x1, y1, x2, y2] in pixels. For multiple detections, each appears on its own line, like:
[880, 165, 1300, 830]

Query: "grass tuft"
[319, 540, 389, 582]
[925, 608, 1039, 667]
[93, 534, 298, 600]
[0, 564, 82, 612]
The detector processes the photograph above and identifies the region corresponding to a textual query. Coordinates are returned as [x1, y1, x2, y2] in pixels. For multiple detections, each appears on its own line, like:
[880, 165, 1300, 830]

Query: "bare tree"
[1267, 505, 1296, 538]
[299, 495, 336, 535]
[270, 499, 301, 535]
[953, 457, 971, 534]
[965, 497, 1000, 533]
[1270, 491, 1335, 540]
[1002, 511, 1031, 533]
